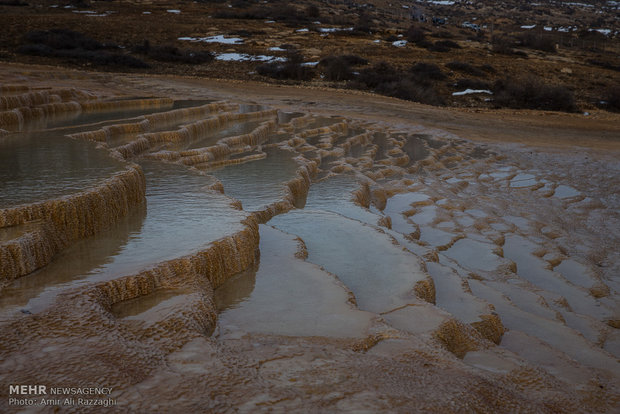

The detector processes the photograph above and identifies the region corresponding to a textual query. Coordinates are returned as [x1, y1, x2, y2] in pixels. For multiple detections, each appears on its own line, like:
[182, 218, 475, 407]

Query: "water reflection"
[0, 160, 247, 315]
[208, 147, 302, 212]
[0, 131, 125, 208]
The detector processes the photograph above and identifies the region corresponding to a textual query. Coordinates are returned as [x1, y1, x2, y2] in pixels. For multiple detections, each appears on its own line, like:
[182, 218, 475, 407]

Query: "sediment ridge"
[0, 93, 174, 132]
[0, 165, 146, 282]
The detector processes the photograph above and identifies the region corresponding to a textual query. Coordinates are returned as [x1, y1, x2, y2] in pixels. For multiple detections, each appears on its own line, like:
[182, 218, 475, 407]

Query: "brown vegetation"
[0, 0, 618, 112]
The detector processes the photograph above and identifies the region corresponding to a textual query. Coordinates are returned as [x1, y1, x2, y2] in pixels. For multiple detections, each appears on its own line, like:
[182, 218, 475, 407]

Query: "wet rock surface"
[0, 70, 619, 412]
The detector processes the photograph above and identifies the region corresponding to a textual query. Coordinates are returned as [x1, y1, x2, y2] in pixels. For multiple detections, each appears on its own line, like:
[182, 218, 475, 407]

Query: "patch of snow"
[318, 27, 353, 33]
[590, 28, 612, 35]
[521, 25, 536, 29]
[72, 10, 96, 14]
[269, 47, 287, 52]
[392, 40, 408, 47]
[265, 20, 275, 24]
[142, 11, 151, 15]
[420, 0, 455, 5]
[544, 26, 553, 31]
[563, 2, 594, 7]
[215, 53, 285, 62]
[301, 61, 319, 67]
[296, 28, 310, 33]
[452, 89, 493, 96]
[179, 35, 244, 44]
[462, 22, 481, 30]
[167, 9, 181, 14]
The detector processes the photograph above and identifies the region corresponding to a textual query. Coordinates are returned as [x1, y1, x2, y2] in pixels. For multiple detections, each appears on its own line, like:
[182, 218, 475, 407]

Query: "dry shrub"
[319, 55, 368, 82]
[445, 61, 485, 77]
[256, 51, 314, 81]
[428, 40, 461, 53]
[355, 62, 444, 106]
[601, 86, 620, 112]
[319, 54, 368, 67]
[23, 29, 104, 51]
[519, 32, 557, 53]
[491, 36, 527, 57]
[406, 25, 426, 43]
[493, 77, 577, 112]
[318, 56, 358, 81]
[324, 58, 353, 81]
[18, 30, 149, 68]
[454, 78, 491, 90]
[410, 62, 445, 81]
[357, 61, 401, 88]
[587, 59, 620, 72]
[134, 42, 213, 64]
[354, 13, 374, 34]
[378, 80, 444, 106]
[480, 64, 496, 73]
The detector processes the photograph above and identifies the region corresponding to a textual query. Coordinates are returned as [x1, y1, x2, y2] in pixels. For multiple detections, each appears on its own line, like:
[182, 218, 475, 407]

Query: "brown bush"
[445, 61, 485, 77]
[18, 29, 149, 68]
[518, 32, 556, 53]
[319, 55, 368, 82]
[323, 58, 353, 81]
[355, 62, 444, 106]
[357, 62, 402, 88]
[491, 36, 521, 55]
[454, 79, 491, 90]
[134, 42, 213, 64]
[410, 62, 445, 81]
[493, 77, 577, 112]
[377, 80, 444, 106]
[406, 25, 426, 43]
[602, 86, 620, 112]
[256, 51, 315, 81]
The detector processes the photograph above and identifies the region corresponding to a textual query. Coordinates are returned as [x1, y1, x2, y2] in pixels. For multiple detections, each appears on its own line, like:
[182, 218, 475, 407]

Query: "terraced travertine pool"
[0, 131, 126, 208]
[0, 85, 618, 413]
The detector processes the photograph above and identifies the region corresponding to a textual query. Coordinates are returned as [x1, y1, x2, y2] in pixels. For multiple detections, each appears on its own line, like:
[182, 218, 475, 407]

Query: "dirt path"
[3, 62, 620, 150]
[140, 74, 620, 151]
